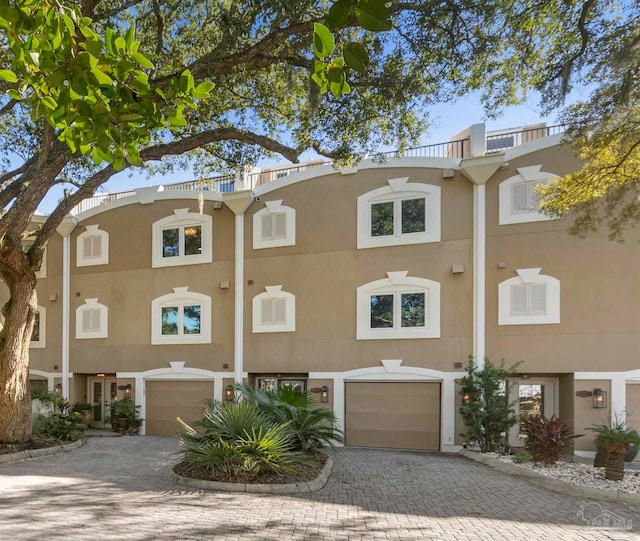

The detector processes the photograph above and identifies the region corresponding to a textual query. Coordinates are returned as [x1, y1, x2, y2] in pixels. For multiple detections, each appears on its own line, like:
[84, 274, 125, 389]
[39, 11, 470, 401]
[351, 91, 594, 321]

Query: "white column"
[333, 376, 345, 442]
[440, 375, 457, 451]
[473, 184, 486, 368]
[610, 374, 627, 424]
[234, 214, 244, 385]
[61, 235, 70, 399]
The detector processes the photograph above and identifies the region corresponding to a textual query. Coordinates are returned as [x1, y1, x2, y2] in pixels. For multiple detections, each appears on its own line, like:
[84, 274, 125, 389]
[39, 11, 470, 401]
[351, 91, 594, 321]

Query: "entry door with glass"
[509, 379, 557, 447]
[89, 377, 118, 427]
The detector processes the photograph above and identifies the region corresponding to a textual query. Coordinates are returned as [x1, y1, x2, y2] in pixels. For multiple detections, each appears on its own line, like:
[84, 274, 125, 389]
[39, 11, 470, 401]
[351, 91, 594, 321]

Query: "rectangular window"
[161, 306, 179, 335]
[261, 297, 287, 325]
[261, 213, 287, 241]
[82, 309, 102, 332]
[31, 312, 40, 342]
[370, 201, 394, 237]
[162, 226, 202, 258]
[510, 284, 547, 316]
[83, 235, 102, 259]
[401, 198, 426, 234]
[511, 182, 540, 214]
[183, 305, 201, 334]
[370, 294, 394, 328]
[400, 292, 425, 327]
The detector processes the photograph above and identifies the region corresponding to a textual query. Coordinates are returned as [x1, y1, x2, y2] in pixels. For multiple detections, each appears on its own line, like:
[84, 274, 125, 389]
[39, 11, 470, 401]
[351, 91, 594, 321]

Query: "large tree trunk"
[0, 274, 38, 443]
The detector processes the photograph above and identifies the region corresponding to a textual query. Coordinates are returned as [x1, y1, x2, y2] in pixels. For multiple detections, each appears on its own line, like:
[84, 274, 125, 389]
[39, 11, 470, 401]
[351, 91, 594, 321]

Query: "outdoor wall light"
[593, 388, 607, 408]
[461, 392, 470, 404]
[320, 386, 329, 403]
[54, 383, 62, 395]
[225, 385, 234, 401]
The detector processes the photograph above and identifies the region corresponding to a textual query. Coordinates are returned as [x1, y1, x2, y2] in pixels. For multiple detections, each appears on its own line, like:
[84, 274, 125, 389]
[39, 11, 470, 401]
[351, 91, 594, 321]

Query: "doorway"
[509, 379, 558, 447]
[88, 376, 118, 428]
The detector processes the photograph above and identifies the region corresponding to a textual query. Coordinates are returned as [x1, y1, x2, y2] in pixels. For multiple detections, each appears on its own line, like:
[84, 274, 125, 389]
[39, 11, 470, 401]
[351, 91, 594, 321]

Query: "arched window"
[151, 287, 211, 344]
[253, 200, 296, 249]
[152, 209, 212, 267]
[76, 298, 108, 339]
[252, 286, 295, 333]
[499, 166, 556, 225]
[498, 268, 560, 325]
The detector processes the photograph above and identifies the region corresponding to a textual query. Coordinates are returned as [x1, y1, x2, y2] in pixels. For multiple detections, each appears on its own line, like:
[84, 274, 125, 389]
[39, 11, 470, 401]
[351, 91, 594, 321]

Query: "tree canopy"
[0, 0, 637, 443]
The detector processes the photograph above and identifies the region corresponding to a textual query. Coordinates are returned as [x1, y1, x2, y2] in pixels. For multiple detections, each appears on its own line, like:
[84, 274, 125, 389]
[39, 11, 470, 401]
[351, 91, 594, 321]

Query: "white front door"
[509, 379, 558, 447]
[88, 377, 118, 427]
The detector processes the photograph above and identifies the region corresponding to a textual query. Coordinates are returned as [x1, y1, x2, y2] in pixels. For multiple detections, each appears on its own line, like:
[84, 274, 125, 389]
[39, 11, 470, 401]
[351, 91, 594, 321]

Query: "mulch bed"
[174, 452, 327, 484]
[0, 438, 63, 455]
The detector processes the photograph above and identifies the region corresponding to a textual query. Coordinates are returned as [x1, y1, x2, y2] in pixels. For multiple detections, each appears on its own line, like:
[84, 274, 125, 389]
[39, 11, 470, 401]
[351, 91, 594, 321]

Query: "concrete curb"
[170, 456, 333, 494]
[460, 449, 640, 505]
[0, 439, 85, 465]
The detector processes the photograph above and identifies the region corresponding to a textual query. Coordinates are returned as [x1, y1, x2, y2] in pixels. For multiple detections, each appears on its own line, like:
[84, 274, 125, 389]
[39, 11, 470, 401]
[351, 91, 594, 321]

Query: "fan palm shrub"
[176, 400, 307, 481]
[237, 383, 343, 451]
[589, 420, 640, 481]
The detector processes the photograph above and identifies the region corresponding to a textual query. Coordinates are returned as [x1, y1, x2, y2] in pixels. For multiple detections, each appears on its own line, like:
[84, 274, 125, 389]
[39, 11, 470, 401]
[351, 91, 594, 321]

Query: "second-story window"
[152, 209, 212, 268]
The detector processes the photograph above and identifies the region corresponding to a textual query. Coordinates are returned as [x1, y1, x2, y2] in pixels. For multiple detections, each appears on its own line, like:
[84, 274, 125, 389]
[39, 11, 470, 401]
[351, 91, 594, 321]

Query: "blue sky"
[36, 90, 569, 214]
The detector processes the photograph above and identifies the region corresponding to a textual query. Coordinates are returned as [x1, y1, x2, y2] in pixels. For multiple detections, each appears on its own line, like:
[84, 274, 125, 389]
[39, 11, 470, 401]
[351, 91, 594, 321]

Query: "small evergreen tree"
[459, 357, 519, 453]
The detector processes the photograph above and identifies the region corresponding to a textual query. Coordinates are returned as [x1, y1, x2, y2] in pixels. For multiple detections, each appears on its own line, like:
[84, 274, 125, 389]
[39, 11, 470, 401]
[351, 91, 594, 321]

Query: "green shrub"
[32, 411, 85, 442]
[522, 414, 578, 464]
[237, 383, 343, 451]
[176, 400, 308, 481]
[459, 357, 519, 453]
[512, 451, 532, 464]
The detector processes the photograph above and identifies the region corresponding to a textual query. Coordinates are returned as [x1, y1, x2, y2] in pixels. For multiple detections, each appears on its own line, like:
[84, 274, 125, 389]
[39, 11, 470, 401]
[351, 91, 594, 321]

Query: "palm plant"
[237, 383, 343, 451]
[589, 420, 640, 481]
[176, 400, 307, 481]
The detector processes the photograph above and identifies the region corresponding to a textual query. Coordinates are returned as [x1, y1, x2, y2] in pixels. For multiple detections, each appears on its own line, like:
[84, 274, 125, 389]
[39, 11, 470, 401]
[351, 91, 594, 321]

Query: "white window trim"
[30, 305, 46, 349]
[151, 287, 211, 345]
[357, 177, 441, 249]
[152, 209, 212, 268]
[23, 239, 47, 279]
[76, 298, 108, 339]
[252, 200, 296, 249]
[357, 271, 440, 339]
[252, 285, 295, 333]
[76, 225, 109, 267]
[498, 165, 557, 225]
[498, 268, 560, 325]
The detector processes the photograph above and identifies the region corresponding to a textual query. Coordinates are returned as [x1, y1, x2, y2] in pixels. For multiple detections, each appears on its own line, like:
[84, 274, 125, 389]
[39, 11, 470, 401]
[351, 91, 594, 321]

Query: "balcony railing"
[69, 124, 566, 215]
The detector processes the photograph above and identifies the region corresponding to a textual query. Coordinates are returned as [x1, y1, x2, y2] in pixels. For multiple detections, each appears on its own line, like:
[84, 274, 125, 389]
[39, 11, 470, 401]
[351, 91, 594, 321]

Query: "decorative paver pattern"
[0, 437, 638, 540]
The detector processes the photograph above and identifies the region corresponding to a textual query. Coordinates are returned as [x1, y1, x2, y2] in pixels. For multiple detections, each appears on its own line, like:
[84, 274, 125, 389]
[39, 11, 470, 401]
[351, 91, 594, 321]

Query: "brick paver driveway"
[0, 437, 638, 540]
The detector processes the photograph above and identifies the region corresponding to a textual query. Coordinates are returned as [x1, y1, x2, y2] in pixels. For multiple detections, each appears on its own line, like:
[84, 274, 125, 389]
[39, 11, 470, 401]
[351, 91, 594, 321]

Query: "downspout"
[56, 217, 77, 399]
[222, 191, 254, 385]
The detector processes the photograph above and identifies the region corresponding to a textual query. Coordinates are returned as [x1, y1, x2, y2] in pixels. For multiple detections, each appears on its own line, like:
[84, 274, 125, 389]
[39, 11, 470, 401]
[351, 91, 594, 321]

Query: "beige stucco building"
[16, 123, 640, 457]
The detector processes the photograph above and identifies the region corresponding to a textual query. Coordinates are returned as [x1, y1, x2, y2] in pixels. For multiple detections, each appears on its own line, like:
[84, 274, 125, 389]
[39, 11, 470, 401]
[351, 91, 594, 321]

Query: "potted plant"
[109, 398, 142, 434]
[70, 402, 94, 426]
[125, 418, 144, 435]
[589, 421, 640, 481]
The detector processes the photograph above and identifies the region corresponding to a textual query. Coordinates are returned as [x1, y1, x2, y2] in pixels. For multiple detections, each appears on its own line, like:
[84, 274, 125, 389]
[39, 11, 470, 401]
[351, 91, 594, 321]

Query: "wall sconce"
[461, 392, 470, 404]
[225, 385, 234, 402]
[320, 386, 329, 403]
[54, 383, 62, 395]
[593, 388, 607, 408]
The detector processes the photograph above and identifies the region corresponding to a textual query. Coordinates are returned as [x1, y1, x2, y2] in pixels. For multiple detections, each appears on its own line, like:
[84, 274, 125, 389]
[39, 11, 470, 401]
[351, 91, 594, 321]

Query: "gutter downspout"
[56, 217, 77, 399]
[222, 191, 254, 385]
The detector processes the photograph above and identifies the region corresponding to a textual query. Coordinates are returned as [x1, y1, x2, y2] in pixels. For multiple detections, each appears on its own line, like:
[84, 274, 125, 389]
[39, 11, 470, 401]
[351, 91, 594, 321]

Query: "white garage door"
[345, 382, 440, 450]
[145, 380, 214, 436]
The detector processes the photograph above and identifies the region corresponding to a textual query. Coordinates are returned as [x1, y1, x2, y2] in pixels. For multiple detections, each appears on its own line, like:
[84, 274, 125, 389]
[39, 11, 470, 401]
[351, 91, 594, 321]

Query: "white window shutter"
[511, 183, 529, 213]
[261, 298, 274, 324]
[273, 298, 286, 324]
[510, 285, 527, 315]
[91, 236, 102, 258]
[274, 213, 287, 238]
[530, 284, 547, 314]
[261, 214, 273, 241]
[83, 236, 93, 258]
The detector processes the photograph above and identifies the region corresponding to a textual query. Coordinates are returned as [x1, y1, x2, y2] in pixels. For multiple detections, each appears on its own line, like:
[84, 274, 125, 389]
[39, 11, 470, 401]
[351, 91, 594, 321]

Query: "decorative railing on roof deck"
[68, 124, 566, 215]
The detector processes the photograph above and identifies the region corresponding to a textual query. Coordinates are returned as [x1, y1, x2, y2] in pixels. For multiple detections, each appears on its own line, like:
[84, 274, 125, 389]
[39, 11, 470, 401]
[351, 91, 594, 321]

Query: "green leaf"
[131, 51, 154, 70]
[313, 23, 334, 59]
[62, 14, 75, 36]
[0, 69, 18, 83]
[327, 0, 353, 29]
[89, 68, 113, 87]
[8, 89, 22, 100]
[178, 70, 194, 94]
[355, 0, 393, 32]
[343, 42, 369, 73]
[40, 95, 57, 110]
[193, 81, 215, 99]
[115, 36, 126, 55]
[125, 22, 135, 49]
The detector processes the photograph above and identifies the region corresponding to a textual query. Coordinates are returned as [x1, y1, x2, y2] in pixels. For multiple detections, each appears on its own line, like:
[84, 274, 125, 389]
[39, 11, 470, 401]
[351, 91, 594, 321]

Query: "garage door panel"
[345, 382, 440, 451]
[146, 381, 214, 436]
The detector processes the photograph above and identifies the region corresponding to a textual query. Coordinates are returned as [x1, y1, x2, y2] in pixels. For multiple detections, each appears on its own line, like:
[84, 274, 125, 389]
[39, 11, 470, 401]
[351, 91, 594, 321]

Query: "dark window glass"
[161, 307, 179, 335]
[370, 294, 394, 328]
[401, 198, 426, 234]
[31, 312, 40, 341]
[370, 201, 394, 237]
[183, 305, 201, 334]
[184, 226, 202, 256]
[162, 228, 179, 257]
[401, 293, 425, 327]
